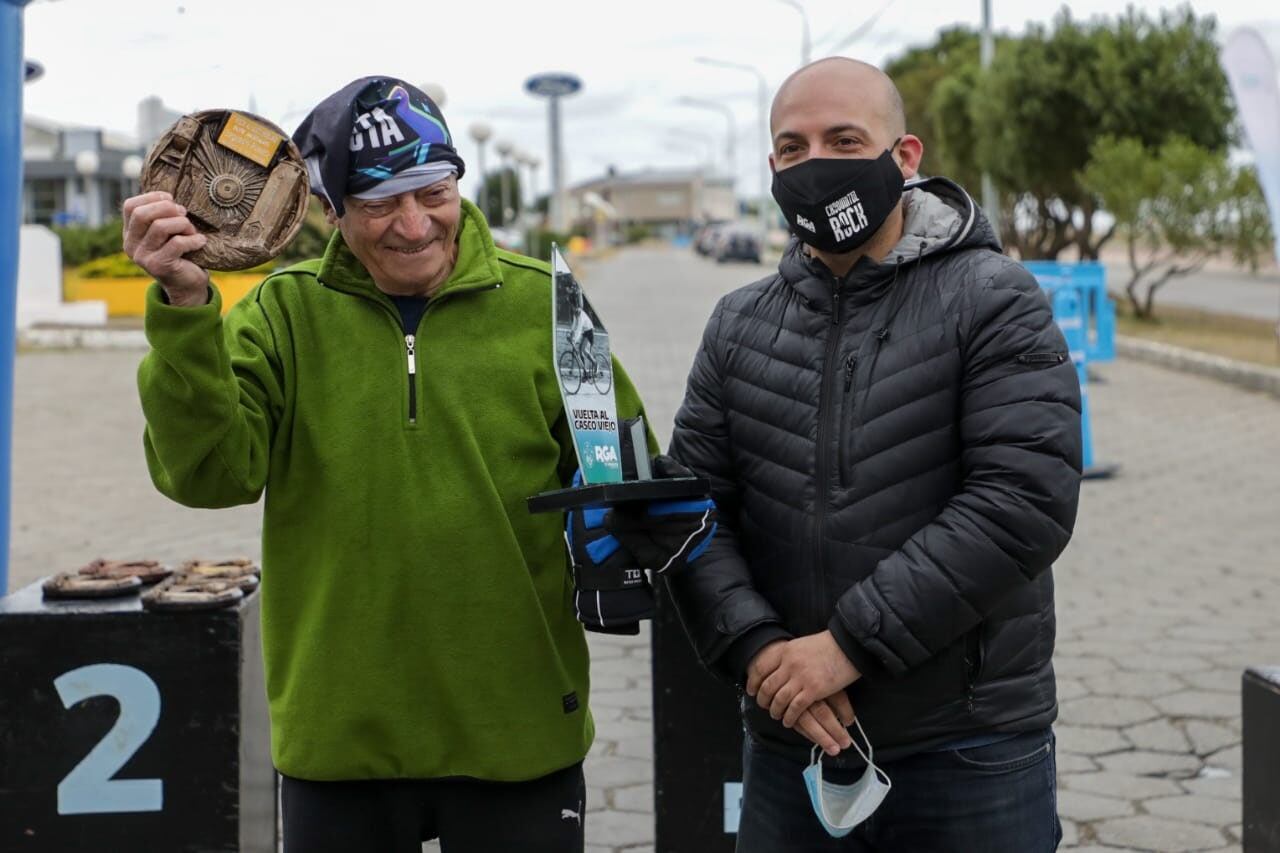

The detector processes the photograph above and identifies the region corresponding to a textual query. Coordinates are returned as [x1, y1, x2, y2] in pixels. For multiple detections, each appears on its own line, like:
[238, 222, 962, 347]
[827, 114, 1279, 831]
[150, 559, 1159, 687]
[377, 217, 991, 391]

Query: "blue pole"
[0, 0, 31, 595]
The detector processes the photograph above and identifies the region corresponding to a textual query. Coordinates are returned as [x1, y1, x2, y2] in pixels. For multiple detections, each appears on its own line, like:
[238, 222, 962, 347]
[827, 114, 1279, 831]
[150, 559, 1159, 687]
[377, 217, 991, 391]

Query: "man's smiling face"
[331, 176, 462, 296]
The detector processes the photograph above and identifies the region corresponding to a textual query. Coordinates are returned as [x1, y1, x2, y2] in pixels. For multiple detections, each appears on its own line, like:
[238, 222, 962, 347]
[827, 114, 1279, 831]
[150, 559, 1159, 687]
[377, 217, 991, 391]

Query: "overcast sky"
[20, 0, 1280, 200]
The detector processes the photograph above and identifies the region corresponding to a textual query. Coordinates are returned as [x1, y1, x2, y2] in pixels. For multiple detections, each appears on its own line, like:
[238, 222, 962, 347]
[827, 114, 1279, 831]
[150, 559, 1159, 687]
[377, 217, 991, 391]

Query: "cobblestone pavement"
[9, 246, 1280, 852]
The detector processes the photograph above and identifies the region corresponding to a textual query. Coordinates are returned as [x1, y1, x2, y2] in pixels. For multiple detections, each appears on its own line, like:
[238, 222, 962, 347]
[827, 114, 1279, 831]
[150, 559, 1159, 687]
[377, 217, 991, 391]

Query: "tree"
[927, 62, 984, 195]
[884, 26, 984, 186]
[277, 198, 334, 266]
[478, 167, 523, 228]
[970, 11, 1101, 258]
[1081, 135, 1274, 319]
[891, 6, 1234, 260]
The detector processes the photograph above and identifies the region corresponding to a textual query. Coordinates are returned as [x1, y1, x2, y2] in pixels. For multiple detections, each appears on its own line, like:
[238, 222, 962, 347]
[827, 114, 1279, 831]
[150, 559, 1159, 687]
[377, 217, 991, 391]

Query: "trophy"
[140, 109, 310, 271]
[527, 246, 709, 513]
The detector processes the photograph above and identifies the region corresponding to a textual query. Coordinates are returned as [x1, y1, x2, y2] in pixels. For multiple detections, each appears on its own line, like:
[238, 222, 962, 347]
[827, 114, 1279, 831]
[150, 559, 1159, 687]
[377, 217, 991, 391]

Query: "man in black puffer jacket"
[666, 58, 1082, 851]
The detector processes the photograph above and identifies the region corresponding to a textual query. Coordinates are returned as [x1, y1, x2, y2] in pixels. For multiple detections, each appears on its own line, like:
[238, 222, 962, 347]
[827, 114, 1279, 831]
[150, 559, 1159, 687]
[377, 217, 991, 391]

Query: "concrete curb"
[19, 327, 147, 350]
[1116, 334, 1280, 400]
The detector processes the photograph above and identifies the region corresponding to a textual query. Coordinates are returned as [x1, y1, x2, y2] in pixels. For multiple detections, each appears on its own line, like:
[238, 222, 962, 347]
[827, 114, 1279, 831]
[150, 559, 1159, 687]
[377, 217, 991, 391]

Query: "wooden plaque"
[141, 109, 309, 271]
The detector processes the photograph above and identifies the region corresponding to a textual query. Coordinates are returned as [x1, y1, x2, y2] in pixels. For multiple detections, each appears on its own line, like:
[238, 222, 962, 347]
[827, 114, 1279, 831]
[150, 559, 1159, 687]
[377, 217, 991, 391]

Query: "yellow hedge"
[63, 271, 264, 317]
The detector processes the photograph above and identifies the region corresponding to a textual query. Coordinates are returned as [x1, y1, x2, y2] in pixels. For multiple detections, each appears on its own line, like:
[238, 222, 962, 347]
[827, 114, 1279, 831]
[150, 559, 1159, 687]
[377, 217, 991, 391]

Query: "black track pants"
[281, 762, 586, 853]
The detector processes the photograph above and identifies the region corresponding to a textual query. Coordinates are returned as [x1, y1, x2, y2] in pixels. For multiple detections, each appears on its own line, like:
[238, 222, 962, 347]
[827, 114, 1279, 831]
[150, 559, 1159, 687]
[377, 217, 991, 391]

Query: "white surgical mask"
[801, 717, 892, 838]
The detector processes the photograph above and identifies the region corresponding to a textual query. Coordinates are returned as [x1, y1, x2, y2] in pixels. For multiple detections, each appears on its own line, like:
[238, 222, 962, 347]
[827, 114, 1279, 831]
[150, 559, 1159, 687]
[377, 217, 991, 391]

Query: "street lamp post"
[776, 0, 811, 65]
[525, 154, 541, 220]
[73, 150, 101, 227]
[979, 0, 1001, 239]
[495, 140, 514, 227]
[468, 121, 493, 220]
[520, 152, 541, 220]
[122, 154, 143, 196]
[511, 152, 524, 219]
[677, 97, 736, 182]
[822, 0, 895, 55]
[419, 82, 447, 109]
[514, 151, 534, 220]
[524, 73, 583, 234]
[665, 129, 717, 171]
[696, 57, 770, 252]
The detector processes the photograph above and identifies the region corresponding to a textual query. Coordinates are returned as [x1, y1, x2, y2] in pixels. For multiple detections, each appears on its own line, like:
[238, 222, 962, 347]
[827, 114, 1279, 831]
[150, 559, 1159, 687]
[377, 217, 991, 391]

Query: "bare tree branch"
[1140, 255, 1210, 317]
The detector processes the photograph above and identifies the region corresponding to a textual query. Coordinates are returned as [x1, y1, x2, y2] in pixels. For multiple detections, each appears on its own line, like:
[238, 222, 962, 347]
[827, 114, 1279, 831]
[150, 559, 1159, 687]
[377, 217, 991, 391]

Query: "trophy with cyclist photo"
[556, 261, 614, 420]
[526, 246, 708, 514]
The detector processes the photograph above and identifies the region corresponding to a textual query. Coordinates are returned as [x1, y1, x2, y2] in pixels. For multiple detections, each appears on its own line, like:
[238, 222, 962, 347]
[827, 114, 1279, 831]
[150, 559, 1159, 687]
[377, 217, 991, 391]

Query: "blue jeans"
[736, 728, 1061, 853]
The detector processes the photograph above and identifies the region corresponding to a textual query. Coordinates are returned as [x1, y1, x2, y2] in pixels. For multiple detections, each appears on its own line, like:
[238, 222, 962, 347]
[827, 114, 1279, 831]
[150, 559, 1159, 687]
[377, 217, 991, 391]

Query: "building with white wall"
[22, 116, 142, 227]
[568, 167, 737, 235]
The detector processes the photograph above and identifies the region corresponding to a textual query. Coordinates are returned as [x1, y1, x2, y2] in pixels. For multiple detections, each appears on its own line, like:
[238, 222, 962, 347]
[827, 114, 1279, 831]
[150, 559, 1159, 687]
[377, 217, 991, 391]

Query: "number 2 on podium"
[53, 663, 164, 815]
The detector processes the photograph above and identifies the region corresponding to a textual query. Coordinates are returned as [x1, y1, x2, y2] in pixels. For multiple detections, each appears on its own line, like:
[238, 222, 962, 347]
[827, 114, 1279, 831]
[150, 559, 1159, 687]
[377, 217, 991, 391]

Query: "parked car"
[693, 222, 729, 256]
[715, 230, 761, 264]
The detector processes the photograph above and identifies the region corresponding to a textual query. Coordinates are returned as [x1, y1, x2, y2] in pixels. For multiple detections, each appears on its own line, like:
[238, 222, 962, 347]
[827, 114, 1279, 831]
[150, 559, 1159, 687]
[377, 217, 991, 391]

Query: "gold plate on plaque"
[216, 112, 285, 168]
[141, 109, 309, 271]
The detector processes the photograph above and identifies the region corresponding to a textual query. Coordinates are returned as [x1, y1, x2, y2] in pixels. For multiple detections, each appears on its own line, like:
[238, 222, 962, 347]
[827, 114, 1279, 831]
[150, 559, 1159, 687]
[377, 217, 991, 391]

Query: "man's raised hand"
[122, 191, 211, 306]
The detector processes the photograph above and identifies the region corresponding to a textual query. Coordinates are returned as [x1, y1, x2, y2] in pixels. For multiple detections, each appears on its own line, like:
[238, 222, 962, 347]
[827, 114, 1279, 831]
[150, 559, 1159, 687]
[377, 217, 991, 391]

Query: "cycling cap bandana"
[292, 76, 466, 217]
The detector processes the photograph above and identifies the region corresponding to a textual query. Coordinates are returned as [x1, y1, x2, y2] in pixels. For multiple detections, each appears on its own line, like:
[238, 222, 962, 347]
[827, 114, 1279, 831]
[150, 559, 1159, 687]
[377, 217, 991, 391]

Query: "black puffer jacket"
[667, 177, 1082, 765]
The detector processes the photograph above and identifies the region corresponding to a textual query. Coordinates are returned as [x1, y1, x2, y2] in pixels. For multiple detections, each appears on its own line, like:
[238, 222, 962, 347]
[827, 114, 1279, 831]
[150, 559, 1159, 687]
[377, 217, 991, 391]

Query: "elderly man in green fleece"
[123, 76, 654, 853]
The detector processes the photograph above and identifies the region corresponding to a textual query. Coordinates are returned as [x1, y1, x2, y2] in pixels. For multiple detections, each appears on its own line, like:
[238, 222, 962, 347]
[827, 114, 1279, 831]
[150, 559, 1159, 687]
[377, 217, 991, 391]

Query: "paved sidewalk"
[9, 246, 1280, 852]
[582, 247, 1280, 853]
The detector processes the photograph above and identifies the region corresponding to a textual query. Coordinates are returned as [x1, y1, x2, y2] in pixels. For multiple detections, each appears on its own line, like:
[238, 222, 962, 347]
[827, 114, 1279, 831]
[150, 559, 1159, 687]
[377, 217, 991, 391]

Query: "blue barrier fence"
[1023, 260, 1119, 479]
[1022, 261, 1115, 364]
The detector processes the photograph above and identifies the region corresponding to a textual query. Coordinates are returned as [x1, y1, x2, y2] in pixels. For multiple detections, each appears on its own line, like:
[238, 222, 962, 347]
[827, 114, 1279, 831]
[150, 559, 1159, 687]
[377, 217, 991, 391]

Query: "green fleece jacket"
[138, 200, 651, 782]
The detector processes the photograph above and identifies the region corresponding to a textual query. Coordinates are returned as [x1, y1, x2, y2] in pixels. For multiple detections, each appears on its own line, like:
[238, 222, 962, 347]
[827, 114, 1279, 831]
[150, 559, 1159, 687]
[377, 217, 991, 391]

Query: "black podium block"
[652, 583, 745, 853]
[0, 578, 274, 852]
[1244, 666, 1280, 852]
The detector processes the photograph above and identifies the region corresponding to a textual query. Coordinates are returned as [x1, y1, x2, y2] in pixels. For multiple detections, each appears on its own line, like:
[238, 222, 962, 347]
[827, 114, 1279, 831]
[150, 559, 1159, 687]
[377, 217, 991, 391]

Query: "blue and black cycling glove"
[565, 473, 655, 635]
[604, 455, 718, 577]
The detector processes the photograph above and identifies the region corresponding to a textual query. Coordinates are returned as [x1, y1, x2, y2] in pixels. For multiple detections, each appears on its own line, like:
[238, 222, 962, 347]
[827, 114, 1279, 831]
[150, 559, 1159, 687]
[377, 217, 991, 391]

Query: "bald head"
[770, 57, 906, 147]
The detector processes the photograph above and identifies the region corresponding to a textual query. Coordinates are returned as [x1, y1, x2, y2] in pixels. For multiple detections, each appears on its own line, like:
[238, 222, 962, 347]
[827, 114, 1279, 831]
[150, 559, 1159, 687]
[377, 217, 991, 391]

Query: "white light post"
[419, 82, 447, 109]
[525, 73, 583, 233]
[665, 129, 718, 170]
[525, 154, 541, 219]
[122, 153, 143, 196]
[468, 121, 493, 220]
[696, 57, 770, 250]
[73, 149, 101, 227]
[495, 140, 514, 227]
[980, 0, 1001, 237]
[73, 149, 98, 176]
[515, 151, 539, 221]
[775, 0, 811, 65]
[677, 97, 736, 181]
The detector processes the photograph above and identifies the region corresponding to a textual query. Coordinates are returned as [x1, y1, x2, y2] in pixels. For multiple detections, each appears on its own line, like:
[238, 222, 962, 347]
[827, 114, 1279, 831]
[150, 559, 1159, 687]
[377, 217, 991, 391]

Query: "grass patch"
[1114, 297, 1280, 367]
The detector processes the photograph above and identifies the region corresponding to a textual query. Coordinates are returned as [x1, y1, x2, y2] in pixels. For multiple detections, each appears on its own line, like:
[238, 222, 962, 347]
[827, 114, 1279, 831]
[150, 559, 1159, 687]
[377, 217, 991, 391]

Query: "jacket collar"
[317, 198, 504, 303]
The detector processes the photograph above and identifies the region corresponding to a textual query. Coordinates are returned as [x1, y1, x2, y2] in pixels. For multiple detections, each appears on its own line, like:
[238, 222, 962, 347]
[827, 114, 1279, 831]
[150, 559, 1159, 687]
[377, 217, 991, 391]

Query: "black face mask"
[771, 144, 905, 254]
